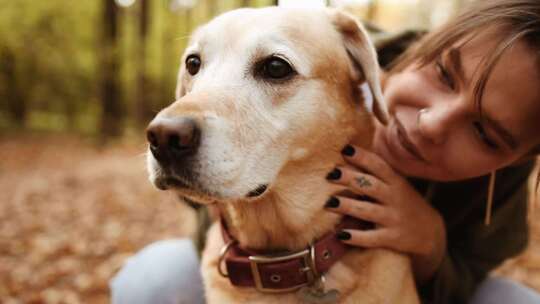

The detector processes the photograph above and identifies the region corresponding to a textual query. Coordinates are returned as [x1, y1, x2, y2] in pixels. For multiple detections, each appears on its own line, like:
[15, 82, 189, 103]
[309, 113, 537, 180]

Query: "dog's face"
[146, 7, 387, 203]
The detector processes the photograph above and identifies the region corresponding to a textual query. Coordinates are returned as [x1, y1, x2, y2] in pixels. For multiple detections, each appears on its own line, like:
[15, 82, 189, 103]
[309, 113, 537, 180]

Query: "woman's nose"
[416, 107, 455, 145]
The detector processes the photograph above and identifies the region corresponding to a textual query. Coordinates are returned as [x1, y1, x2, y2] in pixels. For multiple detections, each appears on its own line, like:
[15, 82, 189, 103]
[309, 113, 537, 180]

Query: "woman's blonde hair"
[390, 0, 540, 114]
[390, 0, 540, 207]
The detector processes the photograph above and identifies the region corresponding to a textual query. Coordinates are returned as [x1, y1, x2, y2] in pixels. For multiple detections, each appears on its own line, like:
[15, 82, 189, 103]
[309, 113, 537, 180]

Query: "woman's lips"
[394, 119, 428, 163]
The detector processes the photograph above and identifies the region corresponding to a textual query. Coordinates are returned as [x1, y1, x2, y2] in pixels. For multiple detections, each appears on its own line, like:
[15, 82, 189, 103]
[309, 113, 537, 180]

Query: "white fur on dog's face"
[147, 7, 384, 202]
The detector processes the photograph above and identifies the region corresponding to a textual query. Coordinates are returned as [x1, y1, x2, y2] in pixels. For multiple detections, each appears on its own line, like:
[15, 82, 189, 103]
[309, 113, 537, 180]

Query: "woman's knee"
[470, 277, 540, 304]
[110, 239, 205, 304]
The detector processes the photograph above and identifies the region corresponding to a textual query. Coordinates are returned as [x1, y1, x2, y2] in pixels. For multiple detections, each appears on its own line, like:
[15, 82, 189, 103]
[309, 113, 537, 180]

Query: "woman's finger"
[326, 166, 389, 202]
[341, 144, 398, 183]
[325, 196, 392, 225]
[336, 228, 397, 249]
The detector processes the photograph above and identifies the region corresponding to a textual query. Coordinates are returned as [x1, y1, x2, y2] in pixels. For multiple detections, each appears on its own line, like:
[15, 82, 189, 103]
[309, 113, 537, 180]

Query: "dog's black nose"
[146, 117, 201, 164]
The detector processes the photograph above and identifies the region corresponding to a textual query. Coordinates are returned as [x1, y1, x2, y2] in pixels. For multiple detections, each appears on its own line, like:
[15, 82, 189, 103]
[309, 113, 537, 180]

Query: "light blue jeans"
[110, 239, 540, 304]
[110, 239, 205, 304]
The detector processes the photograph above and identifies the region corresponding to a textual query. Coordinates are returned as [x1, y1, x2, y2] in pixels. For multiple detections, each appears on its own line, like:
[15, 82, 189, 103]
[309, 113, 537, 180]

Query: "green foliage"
[0, 0, 274, 137]
[0, 0, 99, 131]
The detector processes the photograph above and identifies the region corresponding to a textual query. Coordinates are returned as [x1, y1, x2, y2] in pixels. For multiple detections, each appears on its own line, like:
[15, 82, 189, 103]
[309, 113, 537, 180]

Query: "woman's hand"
[325, 144, 447, 283]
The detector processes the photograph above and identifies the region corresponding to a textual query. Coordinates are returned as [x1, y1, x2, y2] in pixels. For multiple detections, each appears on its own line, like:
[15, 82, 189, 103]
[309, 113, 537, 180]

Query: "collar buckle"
[248, 244, 318, 293]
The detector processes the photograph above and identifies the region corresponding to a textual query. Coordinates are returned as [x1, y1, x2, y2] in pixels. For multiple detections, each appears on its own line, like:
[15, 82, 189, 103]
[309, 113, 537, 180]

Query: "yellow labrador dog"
[146, 7, 419, 304]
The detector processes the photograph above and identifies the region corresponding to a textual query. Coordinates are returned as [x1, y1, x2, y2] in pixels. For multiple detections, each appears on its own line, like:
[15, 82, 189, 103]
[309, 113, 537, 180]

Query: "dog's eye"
[262, 57, 294, 79]
[186, 55, 201, 75]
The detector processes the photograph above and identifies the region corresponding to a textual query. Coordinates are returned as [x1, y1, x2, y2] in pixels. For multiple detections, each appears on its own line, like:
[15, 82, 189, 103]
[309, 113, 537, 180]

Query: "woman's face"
[373, 31, 540, 181]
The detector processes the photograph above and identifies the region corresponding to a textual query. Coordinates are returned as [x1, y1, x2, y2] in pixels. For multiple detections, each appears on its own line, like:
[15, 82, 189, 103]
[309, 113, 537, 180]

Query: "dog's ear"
[329, 10, 389, 125]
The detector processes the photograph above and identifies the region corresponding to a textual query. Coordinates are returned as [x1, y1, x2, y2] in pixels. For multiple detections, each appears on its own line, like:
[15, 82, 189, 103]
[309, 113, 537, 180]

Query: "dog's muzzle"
[146, 115, 269, 199]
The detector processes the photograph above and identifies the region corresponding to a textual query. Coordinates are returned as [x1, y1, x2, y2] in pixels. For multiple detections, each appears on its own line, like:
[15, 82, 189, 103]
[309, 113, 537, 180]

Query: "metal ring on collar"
[218, 240, 236, 278]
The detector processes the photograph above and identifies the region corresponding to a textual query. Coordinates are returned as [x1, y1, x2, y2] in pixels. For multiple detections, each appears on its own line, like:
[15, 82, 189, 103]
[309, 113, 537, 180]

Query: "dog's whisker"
[174, 35, 192, 42]
[136, 151, 148, 159]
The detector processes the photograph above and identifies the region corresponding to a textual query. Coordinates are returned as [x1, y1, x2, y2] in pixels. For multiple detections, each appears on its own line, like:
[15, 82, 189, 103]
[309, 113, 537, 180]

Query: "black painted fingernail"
[326, 168, 342, 180]
[325, 196, 340, 208]
[336, 231, 351, 240]
[341, 145, 355, 157]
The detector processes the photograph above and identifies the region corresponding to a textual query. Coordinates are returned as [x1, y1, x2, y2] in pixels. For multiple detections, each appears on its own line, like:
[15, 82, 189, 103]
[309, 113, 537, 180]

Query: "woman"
[326, 0, 540, 303]
[111, 1, 540, 303]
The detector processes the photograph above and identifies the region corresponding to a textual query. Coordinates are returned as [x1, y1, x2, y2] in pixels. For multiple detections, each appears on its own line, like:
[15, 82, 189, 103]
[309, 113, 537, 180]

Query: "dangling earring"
[529, 167, 540, 222]
[484, 171, 496, 226]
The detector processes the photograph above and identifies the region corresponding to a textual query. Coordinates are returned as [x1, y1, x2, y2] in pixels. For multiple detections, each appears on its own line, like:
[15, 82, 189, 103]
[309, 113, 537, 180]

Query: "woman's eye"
[186, 55, 201, 75]
[473, 121, 499, 150]
[435, 60, 456, 91]
[261, 56, 294, 80]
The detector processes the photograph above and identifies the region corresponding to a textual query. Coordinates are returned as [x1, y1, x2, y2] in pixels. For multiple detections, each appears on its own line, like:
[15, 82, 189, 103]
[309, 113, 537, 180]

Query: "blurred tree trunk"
[183, 9, 192, 34]
[419, 0, 435, 27]
[171, 8, 193, 95]
[207, 0, 217, 19]
[1, 48, 27, 127]
[241, 0, 250, 7]
[160, 6, 191, 110]
[100, 0, 122, 139]
[135, 0, 151, 127]
[366, 0, 378, 22]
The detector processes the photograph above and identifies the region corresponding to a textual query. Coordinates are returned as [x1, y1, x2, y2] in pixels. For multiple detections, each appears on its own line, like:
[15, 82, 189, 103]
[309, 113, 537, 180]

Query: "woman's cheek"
[444, 151, 503, 180]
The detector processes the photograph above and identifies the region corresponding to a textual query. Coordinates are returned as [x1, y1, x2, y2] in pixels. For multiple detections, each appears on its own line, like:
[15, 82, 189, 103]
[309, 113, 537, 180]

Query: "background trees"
[0, 0, 468, 141]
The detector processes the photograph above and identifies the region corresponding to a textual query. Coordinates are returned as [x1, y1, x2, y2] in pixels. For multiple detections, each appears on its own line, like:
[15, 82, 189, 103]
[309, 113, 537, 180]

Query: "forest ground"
[1, 133, 539, 303]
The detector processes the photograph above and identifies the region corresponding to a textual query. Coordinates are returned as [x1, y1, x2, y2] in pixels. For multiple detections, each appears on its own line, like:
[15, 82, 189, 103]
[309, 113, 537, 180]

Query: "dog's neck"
[217, 157, 345, 252]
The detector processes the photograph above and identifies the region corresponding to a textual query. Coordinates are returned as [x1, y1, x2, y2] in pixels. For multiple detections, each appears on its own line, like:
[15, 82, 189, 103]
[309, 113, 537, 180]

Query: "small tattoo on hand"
[355, 176, 372, 187]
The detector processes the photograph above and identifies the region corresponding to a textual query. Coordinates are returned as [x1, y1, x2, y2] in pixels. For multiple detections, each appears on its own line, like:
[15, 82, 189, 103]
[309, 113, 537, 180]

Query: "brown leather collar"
[218, 216, 373, 293]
